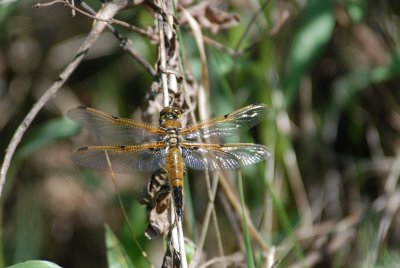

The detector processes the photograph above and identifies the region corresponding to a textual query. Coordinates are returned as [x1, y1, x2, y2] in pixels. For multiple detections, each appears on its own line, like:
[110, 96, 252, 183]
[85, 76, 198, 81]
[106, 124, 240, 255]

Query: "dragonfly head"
[159, 106, 181, 123]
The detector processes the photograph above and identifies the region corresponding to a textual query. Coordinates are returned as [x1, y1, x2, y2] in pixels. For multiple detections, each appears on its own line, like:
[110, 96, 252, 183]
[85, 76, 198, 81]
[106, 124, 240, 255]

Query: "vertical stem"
[156, 1, 170, 108]
[237, 171, 255, 268]
[170, 195, 188, 268]
[177, 218, 188, 268]
[156, 0, 187, 266]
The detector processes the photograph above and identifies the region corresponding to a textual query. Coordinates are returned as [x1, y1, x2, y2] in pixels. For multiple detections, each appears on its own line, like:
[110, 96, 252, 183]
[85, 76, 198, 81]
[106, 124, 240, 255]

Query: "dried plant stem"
[265, 143, 276, 267]
[0, 1, 127, 197]
[177, 218, 188, 268]
[35, 0, 154, 39]
[104, 151, 154, 268]
[231, 0, 271, 92]
[155, 0, 187, 266]
[370, 150, 400, 264]
[186, 27, 225, 263]
[36, 0, 156, 75]
[283, 147, 312, 226]
[190, 172, 223, 268]
[157, 0, 170, 108]
[209, 175, 225, 261]
[237, 171, 255, 267]
[198, 252, 245, 268]
[79, 0, 156, 75]
[219, 173, 272, 254]
[201, 35, 239, 57]
[181, 7, 209, 96]
[169, 200, 188, 268]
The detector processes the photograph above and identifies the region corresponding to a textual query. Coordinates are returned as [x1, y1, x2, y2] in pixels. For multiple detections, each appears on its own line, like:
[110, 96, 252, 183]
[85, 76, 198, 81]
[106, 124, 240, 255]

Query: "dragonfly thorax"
[162, 117, 183, 147]
[165, 128, 181, 146]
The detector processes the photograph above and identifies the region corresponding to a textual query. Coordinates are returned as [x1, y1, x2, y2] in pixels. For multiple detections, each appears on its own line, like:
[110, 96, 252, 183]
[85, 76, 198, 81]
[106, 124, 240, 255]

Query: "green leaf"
[283, 0, 335, 106]
[16, 118, 80, 160]
[105, 225, 134, 268]
[6, 260, 62, 268]
[345, 0, 367, 23]
[237, 172, 255, 268]
[2, 118, 80, 201]
[13, 186, 44, 263]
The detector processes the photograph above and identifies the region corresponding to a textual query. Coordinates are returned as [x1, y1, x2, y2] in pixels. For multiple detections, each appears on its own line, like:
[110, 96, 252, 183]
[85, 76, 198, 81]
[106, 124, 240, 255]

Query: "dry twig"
[35, 0, 155, 39]
[154, 0, 187, 267]
[104, 151, 155, 268]
[78, 0, 156, 76]
[0, 0, 128, 196]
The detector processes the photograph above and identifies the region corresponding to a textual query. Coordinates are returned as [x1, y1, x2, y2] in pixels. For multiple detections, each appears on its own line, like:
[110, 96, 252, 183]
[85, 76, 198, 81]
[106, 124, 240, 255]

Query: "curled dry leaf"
[138, 168, 172, 239]
[179, 2, 240, 34]
[145, 190, 171, 239]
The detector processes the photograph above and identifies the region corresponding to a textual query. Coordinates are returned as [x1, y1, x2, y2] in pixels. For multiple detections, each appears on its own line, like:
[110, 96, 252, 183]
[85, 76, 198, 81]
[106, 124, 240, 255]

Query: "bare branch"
[0, 0, 128, 197]
[78, 0, 156, 76]
[35, 0, 156, 39]
[156, 0, 170, 108]
[104, 151, 155, 268]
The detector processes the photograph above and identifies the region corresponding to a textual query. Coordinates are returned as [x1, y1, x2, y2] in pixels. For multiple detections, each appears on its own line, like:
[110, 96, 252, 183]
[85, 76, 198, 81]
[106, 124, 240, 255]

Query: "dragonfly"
[67, 104, 271, 217]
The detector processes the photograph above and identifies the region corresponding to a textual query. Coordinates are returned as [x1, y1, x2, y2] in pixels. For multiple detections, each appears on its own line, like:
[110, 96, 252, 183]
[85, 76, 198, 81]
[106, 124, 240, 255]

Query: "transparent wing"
[72, 142, 166, 173]
[67, 107, 164, 144]
[180, 104, 268, 141]
[181, 142, 271, 170]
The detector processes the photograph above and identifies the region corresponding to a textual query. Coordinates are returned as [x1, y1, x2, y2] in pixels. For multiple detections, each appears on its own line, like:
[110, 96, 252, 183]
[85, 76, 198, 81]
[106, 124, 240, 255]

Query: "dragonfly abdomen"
[166, 146, 185, 217]
[166, 146, 184, 186]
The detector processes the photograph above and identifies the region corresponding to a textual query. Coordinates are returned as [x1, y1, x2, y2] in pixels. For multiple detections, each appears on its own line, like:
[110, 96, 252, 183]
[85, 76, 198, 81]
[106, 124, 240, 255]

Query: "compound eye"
[173, 108, 181, 118]
[160, 107, 171, 117]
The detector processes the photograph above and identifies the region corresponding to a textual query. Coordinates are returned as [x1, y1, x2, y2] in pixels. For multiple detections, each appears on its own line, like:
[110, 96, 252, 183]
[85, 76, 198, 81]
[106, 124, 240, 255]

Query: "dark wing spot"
[118, 145, 126, 149]
[192, 146, 199, 150]
[76, 106, 87, 110]
[223, 113, 229, 118]
[219, 143, 225, 147]
[112, 115, 119, 119]
[78, 146, 89, 151]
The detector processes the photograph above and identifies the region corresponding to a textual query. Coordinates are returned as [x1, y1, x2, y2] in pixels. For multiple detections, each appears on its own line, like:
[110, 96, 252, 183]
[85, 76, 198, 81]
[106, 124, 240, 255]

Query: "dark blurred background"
[1, 0, 400, 267]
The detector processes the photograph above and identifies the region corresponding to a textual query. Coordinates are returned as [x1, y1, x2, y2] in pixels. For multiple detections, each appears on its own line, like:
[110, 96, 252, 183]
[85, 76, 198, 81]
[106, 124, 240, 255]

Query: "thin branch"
[78, 0, 156, 76]
[199, 252, 245, 268]
[33, 0, 61, 7]
[231, 0, 271, 92]
[181, 7, 209, 98]
[201, 35, 239, 57]
[155, 0, 187, 266]
[176, 218, 188, 268]
[234, 0, 271, 52]
[35, 0, 156, 76]
[218, 173, 272, 254]
[35, 0, 155, 39]
[104, 151, 155, 268]
[179, 11, 226, 265]
[0, 0, 127, 197]
[190, 172, 223, 268]
[156, 0, 170, 108]
[70, 0, 76, 17]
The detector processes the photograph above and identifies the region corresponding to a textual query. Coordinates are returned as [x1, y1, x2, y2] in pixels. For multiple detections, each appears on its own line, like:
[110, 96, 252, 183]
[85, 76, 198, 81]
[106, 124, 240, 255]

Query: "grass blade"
[105, 225, 134, 268]
[237, 171, 255, 268]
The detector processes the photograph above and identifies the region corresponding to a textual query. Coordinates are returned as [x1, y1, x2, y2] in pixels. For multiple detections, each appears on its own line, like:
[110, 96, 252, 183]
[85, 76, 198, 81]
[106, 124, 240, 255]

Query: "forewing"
[180, 104, 268, 140]
[67, 107, 164, 144]
[72, 142, 166, 173]
[181, 142, 271, 170]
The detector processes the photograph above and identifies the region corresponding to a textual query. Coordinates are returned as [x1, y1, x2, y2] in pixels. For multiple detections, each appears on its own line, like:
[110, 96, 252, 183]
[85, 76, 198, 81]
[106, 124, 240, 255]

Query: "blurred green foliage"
[1, 0, 400, 267]
[105, 225, 134, 268]
[6, 260, 62, 268]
